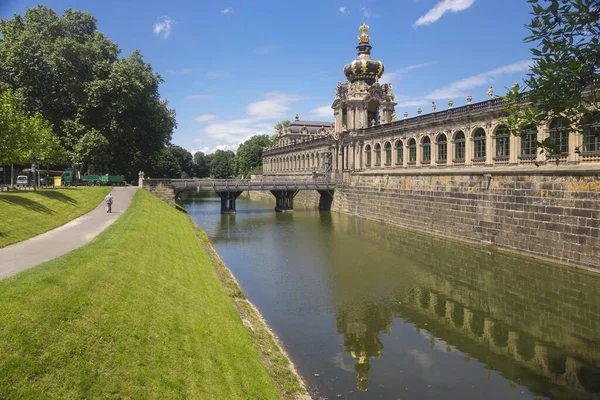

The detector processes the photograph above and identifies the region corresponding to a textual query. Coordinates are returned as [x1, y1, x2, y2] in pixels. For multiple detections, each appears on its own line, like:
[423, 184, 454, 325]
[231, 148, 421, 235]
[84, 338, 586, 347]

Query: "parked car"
[16, 175, 29, 187]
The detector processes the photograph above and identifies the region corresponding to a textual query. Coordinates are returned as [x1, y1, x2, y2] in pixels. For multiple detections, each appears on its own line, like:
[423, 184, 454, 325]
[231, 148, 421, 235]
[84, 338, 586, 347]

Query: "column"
[510, 134, 519, 164]
[486, 127, 493, 166]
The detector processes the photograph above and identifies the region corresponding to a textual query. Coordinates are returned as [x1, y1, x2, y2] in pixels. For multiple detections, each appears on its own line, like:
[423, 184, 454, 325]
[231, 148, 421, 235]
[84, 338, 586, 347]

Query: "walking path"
[0, 187, 137, 279]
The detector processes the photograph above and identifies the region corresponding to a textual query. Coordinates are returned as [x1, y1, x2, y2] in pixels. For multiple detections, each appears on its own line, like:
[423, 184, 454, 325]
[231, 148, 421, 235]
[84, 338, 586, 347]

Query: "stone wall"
[330, 166, 600, 270]
[141, 179, 176, 206]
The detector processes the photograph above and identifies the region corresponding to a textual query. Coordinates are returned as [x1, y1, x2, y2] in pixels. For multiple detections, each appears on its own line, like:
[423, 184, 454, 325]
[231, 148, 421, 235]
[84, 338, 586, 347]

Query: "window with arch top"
[495, 125, 510, 158]
[384, 142, 392, 165]
[582, 112, 600, 153]
[520, 124, 537, 157]
[408, 138, 417, 163]
[454, 131, 466, 161]
[549, 117, 570, 154]
[437, 134, 447, 163]
[395, 140, 404, 165]
[365, 144, 372, 167]
[374, 143, 381, 166]
[422, 137, 431, 163]
[473, 128, 486, 160]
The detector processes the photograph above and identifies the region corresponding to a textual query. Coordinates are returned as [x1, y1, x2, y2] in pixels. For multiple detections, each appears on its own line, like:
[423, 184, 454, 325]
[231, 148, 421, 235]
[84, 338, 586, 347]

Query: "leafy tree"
[234, 134, 272, 178]
[0, 6, 175, 178]
[209, 150, 235, 179]
[167, 145, 194, 178]
[504, 0, 599, 156]
[272, 120, 290, 142]
[147, 148, 181, 179]
[0, 89, 65, 184]
[71, 130, 111, 173]
[193, 151, 210, 178]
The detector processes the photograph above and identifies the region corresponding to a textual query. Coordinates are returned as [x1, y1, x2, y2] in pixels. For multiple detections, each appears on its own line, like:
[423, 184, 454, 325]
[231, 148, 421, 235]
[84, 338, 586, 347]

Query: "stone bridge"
[142, 178, 336, 213]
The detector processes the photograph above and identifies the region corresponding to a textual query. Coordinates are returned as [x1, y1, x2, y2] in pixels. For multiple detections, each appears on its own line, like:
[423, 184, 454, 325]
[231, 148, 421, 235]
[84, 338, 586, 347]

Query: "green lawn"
[0, 190, 285, 399]
[0, 187, 110, 248]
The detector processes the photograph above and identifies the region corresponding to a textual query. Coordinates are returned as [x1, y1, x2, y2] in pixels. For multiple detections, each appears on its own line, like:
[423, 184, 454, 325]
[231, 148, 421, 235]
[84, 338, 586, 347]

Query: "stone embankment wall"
[330, 166, 600, 270]
[141, 179, 176, 206]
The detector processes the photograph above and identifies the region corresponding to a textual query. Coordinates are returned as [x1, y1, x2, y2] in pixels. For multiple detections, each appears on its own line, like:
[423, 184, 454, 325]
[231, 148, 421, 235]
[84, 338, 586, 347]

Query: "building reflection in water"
[329, 212, 600, 399]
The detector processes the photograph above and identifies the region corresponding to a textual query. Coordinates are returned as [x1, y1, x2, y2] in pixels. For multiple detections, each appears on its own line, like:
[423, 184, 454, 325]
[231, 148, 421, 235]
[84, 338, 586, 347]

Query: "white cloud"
[246, 92, 303, 119]
[397, 100, 427, 107]
[379, 61, 436, 84]
[181, 68, 193, 75]
[195, 114, 217, 122]
[190, 144, 239, 155]
[339, 6, 348, 14]
[153, 16, 174, 39]
[362, 7, 375, 18]
[221, 7, 232, 14]
[205, 71, 228, 80]
[310, 105, 333, 118]
[192, 92, 302, 151]
[166, 68, 192, 75]
[255, 45, 280, 55]
[425, 59, 531, 99]
[415, 0, 475, 27]
[184, 94, 210, 101]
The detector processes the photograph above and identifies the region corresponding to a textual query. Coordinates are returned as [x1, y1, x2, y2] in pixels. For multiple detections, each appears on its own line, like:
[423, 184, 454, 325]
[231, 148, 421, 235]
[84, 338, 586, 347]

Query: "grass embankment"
[0, 190, 307, 399]
[0, 187, 110, 248]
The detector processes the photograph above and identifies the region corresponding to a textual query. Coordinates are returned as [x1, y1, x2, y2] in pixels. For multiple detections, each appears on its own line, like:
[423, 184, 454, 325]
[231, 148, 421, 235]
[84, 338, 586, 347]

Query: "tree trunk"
[10, 163, 14, 188]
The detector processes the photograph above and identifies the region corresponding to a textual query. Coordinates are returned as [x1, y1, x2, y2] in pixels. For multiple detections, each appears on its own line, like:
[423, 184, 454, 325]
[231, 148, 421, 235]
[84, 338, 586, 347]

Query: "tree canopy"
[0, 6, 176, 178]
[235, 135, 273, 178]
[193, 151, 210, 178]
[209, 150, 235, 179]
[0, 89, 65, 168]
[504, 0, 599, 154]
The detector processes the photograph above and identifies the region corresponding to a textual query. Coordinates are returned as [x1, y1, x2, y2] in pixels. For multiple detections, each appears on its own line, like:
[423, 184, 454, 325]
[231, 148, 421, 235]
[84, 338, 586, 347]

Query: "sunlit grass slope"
[0, 190, 280, 399]
[0, 187, 110, 248]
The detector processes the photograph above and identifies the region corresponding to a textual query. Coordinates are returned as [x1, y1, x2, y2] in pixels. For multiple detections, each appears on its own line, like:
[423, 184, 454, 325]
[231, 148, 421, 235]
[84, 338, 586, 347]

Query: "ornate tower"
[332, 24, 396, 133]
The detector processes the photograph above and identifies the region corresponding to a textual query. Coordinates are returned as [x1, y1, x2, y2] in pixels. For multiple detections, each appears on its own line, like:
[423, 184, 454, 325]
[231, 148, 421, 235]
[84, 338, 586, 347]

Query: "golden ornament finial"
[358, 23, 370, 44]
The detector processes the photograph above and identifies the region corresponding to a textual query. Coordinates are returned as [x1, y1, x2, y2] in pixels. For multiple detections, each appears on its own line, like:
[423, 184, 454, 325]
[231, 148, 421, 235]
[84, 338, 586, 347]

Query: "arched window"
[549, 117, 570, 154]
[437, 134, 447, 163]
[384, 142, 392, 165]
[408, 139, 417, 164]
[473, 128, 486, 160]
[365, 144, 372, 167]
[310, 153, 315, 167]
[521, 124, 537, 157]
[395, 140, 404, 165]
[582, 112, 600, 153]
[454, 131, 466, 161]
[302, 155, 306, 169]
[374, 144, 381, 166]
[422, 137, 431, 164]
[495, 125, 510, 158]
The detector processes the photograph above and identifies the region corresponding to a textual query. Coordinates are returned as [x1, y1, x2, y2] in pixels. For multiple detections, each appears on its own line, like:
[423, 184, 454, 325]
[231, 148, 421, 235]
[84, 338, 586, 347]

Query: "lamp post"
[30, 157, 38, 190]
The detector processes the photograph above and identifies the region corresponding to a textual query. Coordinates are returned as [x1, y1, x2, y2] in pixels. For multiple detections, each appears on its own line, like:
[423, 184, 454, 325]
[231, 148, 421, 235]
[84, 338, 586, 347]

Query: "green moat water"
[185, 194, 600, 400]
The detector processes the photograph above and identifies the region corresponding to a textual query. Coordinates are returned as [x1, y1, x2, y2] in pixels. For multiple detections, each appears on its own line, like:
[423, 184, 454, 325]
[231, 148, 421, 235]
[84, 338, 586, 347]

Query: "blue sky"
[1, 0, 535, 154]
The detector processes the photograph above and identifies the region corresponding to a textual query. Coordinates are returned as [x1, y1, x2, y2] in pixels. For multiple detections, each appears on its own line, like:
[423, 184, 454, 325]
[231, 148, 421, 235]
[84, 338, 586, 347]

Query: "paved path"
[0, 187, 137, 280]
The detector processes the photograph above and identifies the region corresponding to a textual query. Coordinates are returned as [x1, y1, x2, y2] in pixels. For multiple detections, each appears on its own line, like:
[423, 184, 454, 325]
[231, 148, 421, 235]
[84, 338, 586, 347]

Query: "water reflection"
[186, 194, 600, 399]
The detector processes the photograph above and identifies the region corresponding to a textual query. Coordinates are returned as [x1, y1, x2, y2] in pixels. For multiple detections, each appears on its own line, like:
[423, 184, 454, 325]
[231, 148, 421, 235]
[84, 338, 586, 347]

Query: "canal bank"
[187, 193, 600, 400]
[0, 190, 308, 399]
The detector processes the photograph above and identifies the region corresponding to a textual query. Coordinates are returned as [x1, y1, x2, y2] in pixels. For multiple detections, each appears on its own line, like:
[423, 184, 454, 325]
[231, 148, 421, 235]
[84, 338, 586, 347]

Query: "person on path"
[104, 193, 114, 213]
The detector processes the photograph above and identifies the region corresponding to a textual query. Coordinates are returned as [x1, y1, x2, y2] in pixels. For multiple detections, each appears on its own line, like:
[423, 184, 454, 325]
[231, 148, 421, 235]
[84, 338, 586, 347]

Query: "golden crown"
[358, 23, 370, 44]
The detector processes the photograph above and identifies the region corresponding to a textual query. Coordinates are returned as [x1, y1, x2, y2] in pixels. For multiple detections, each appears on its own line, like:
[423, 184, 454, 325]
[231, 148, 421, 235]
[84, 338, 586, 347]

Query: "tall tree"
[209, 150, 235, 179]
[234, 134, 273, 178]
[0, 89, 65, 184]
[167, 145, 194, 178]
[0, 6, 176, 178]
[504, 0, 599, 155]
[193, 151, 210, 178]
[147, 148, 181, 179]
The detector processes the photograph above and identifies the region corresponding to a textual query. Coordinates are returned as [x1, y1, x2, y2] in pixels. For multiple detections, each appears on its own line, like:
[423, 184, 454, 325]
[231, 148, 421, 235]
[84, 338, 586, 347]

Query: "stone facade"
[142, 179, 176, 206]
[331, 167, 600, 270]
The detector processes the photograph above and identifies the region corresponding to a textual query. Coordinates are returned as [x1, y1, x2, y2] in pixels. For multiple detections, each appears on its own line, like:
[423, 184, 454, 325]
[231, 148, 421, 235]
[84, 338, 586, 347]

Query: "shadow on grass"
[35, 190, 78, 205]
[0, 195, 54, 215]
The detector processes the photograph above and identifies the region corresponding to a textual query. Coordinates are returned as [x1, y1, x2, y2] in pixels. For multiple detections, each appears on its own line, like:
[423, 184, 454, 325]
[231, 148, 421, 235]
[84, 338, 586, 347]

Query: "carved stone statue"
[488, 86, 494, 99]
[431, 101, 437, 112]
[403, 111, 408, 119]
[295, 113, 300, 121]
[466, 95, 473, 104]
[448, 99, 454, 109]
[391, 111, 397, 121]
[417, 108, 422, 115]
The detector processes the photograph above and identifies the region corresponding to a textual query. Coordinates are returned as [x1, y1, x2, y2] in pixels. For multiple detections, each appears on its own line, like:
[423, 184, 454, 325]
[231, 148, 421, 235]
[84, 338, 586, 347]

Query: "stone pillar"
[138, 171, 145, 188]
[510, 134, 519, 164]
[486, 127, 493, 165]
[569, 130, 580, 162]
[359, 142, 364, 170]
[466, 134, 473, 166]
